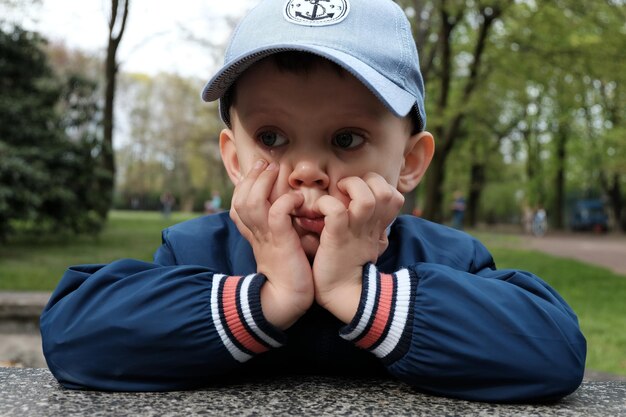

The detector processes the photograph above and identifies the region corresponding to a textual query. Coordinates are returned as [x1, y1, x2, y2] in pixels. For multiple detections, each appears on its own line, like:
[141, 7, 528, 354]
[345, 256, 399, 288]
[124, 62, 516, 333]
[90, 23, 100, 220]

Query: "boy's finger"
[268, 192, 304, 236]
[237, 159, 268, 188]
[232, 159, 268, 218]
[315, 195, 348, 235]
[337, 176, 376, 229]
[363, 173, 404, 233]
[243, 162, 280, 229]
[229, 206, 254, 243]
[248, 162, 279, 206]
[233, 160, 279, 234]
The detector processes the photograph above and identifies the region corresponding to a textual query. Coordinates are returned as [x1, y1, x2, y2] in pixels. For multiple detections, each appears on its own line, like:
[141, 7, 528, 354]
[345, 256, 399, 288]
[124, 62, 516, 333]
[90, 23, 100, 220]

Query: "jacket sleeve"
[339, 246, 586, 402]
[40, 244, 285, 391]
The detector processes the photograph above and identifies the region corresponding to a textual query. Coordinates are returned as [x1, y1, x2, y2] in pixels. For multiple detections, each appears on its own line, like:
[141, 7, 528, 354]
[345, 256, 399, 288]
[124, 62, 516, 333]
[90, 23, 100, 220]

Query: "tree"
[500, 0, 626, 230]
[0, 26, 107, 240]
[394, 1, 509, 221]
[114, 72, 226, 212]
[103, 0, 130, 213]
[405, 0, 626, 230]
[579, 78, 626, 231]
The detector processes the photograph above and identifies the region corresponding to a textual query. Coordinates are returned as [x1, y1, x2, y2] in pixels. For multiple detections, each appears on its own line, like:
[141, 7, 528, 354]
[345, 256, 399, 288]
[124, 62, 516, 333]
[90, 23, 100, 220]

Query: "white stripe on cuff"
[342, 263, 378, 341]
[210, 274, 252, 363]
[371, 268, 411, 358]
[239, 274, 282, 348]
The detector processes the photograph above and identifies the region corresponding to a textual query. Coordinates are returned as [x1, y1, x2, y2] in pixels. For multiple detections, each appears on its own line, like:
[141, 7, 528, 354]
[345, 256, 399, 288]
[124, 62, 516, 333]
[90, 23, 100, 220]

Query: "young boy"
[40, 0, 586, 402]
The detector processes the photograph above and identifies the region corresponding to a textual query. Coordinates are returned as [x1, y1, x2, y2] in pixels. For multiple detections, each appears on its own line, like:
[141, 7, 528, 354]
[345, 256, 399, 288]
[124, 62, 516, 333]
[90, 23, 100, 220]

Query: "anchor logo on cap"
[284, 0, 350, 27]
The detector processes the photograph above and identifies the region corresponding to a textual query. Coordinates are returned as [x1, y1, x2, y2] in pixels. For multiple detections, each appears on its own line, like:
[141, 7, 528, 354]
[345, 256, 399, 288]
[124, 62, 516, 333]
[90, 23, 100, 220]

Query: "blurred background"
[0, 0, 625, 376]
[1, 0, 625, 234]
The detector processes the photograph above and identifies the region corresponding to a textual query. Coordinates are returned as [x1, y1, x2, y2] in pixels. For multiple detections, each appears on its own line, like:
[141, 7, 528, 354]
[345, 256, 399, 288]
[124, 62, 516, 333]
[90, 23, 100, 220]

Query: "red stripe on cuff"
[356, 273, 394, 350]
[222, 276, 268, 354]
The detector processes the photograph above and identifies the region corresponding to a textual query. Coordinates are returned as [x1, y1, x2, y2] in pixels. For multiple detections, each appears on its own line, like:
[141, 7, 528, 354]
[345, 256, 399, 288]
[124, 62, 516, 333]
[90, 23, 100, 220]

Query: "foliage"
[394, 0, 626, 229]
[114, 72, 228, 212]
[0, 25, 108, 240]
[3, 2, 624, 229]
[493, 0, 626, 230]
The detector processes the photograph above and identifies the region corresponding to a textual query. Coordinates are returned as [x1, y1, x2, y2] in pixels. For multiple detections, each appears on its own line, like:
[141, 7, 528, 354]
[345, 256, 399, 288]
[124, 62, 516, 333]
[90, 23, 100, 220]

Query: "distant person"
[204, 190, 222, 214]
[160, 191, 175, 219]
[532, 206, 548, 237]
[40, 0, 585, 403]
[451, 191, 466, 230]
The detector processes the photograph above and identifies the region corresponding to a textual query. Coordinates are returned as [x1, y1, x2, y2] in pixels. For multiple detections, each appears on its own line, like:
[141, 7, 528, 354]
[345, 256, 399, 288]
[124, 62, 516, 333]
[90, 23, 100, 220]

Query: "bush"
[0, 26, 108, 240]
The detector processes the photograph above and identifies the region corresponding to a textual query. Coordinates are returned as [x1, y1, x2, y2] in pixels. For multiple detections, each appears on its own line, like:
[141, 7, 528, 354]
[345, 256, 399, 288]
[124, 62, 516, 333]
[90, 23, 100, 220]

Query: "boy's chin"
[300, 234, 320, 262]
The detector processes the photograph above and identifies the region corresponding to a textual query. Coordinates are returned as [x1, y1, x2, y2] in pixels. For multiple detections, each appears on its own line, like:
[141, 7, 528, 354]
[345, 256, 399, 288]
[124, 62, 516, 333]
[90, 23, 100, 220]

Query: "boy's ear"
[397, 131, 435, 193]
[219, 128, 242, 186]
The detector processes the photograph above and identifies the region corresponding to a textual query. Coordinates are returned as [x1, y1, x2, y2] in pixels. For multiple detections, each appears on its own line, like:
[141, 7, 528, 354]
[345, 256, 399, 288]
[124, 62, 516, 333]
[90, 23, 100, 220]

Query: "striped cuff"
[211, 273, 286, 363]
[339, 263, 417, 365]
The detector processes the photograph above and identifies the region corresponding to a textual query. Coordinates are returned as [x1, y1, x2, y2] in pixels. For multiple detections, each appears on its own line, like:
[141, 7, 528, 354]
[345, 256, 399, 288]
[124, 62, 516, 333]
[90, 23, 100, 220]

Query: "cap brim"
[202, 44, 417, 119]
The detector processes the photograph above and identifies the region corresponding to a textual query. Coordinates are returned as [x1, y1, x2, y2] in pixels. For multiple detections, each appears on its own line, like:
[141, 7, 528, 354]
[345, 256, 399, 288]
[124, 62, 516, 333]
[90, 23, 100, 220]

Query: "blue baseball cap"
[202, 0, 426, 131]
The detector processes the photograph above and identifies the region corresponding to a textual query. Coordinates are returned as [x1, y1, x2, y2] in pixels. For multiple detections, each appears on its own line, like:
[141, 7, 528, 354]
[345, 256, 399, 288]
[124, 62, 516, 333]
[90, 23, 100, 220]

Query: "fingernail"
[266, 162, 277, 170]
[254, 160, 266, 169]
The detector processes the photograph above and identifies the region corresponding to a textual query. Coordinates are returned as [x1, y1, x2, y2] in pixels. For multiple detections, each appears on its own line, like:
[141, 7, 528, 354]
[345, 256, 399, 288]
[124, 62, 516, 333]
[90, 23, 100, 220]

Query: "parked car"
[569, 199, 609, 232]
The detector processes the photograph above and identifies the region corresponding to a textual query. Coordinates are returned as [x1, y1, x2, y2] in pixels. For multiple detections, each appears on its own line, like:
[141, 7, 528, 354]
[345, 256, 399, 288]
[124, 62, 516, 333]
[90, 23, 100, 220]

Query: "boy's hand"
[312, 173, 404, 323]
[230, 160, 314, 330]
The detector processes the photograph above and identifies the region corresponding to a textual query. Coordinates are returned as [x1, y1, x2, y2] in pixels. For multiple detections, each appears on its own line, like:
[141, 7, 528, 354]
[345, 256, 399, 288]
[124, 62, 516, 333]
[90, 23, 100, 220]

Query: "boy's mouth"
[292, 209, 325, 235]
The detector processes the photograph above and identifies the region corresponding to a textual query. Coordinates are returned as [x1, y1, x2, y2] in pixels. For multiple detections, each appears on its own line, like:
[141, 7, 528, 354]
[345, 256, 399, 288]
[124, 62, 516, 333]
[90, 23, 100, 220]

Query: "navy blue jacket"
[40, 213, 586, 401]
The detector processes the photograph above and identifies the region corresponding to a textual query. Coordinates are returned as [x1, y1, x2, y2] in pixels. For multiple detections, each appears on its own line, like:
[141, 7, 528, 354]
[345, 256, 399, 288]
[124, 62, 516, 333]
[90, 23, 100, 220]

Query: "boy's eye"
[258, 131, 288, 148]
[332, 132, 365, 149]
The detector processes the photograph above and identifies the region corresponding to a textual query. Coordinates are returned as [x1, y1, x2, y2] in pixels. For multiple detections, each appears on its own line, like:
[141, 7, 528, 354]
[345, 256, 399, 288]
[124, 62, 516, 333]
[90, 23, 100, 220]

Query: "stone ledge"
[1, 368, 625, 416]
[0, 292, 50, 333]
[0, 292, 50, 319]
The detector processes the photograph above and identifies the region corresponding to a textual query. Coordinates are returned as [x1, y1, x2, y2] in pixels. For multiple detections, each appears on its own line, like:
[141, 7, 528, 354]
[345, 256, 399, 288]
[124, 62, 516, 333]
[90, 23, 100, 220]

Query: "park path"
[523, 233, 626, 276]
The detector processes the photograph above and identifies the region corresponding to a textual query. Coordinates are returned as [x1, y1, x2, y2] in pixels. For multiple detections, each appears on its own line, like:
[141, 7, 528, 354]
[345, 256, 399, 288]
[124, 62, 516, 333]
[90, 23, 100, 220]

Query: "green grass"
[0, 210, 198, 290]
[1, 214, 625, 376]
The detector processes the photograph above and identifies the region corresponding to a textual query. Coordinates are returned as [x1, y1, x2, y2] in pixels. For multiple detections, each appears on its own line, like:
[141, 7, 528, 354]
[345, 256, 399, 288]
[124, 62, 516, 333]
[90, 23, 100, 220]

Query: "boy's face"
[220, 58, 433, 258]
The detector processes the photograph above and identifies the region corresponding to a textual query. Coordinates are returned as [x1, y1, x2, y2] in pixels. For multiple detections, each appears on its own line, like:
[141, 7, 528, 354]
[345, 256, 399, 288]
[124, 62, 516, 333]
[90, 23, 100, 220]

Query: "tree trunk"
[423, 148, 446, 223]
[522, 124, 545, 207]
[102, 0, 130, 213]
[466, 162, 485, 227]
[421, 3, 454, 222]
[602, 173, 624, 232]
[552, 126, 567, 230]
[421, 4, 500, 222]
[101, 42, 116, 216]
[609, 175, 624, 231]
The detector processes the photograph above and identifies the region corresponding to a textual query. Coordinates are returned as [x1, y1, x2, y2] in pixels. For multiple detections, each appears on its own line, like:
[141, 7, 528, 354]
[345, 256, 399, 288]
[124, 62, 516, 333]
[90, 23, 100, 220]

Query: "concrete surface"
[1, 368, 625, 416]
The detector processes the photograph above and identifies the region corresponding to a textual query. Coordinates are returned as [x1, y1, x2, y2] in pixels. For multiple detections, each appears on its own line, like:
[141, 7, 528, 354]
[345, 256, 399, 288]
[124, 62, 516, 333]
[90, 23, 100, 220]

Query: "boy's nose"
[288, 161, 329, 190]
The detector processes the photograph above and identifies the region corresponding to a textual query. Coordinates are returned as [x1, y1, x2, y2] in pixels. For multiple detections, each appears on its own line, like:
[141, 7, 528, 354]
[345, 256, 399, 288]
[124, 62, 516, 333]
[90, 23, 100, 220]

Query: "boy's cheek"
[267, 181, 303, 207]
[268, 187, 283, 205]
